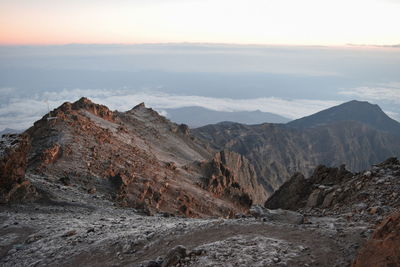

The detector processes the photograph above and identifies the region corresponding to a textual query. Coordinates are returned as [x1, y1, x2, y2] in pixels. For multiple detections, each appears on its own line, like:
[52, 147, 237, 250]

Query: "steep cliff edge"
[198, 150, 268, 206]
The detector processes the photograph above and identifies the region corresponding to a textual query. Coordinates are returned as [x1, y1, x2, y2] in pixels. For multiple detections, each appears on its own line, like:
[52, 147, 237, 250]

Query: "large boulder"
[353, 211, 400, 266]
[265, 165, 353, 210]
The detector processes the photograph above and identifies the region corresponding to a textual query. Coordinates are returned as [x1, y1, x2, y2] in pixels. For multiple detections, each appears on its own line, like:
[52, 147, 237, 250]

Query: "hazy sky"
[1, 0, 399, 45]
[0, 44, 399, 131]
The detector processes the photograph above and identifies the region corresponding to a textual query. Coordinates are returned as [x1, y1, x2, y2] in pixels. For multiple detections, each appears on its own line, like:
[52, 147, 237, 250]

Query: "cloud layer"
[339, 83, 400, 104]
[0, 88, 341, 131]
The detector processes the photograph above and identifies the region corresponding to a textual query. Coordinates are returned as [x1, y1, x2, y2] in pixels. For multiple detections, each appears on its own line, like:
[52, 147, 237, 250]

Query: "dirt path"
[69, 221, 363, 267]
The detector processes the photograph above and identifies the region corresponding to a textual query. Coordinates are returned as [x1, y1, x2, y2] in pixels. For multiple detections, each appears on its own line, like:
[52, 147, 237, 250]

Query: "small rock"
[87, 187, 96, 194]
[273, 257, 281, 263]
[162, 245, 187, 267]
[376, 178, 386, 184]
[363, 171, 372, 177]
[146, 261, 161, 267]
[25, 234, 43, 244]
[62, 230, 77, 237]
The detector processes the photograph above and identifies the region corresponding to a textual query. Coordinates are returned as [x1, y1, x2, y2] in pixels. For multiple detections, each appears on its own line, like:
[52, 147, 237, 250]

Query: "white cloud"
[339, 83, 400, 104]
[0, 88, 341, 131]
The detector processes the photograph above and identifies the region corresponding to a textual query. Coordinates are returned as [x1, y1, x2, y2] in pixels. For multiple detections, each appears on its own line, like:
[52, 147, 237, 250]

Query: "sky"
[0, 44, 399, 131]
[1, 0, 400, 46]
[0, 1, 399, 131]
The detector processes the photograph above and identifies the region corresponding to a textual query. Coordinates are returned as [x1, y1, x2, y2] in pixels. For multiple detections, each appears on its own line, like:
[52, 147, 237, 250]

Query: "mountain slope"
[163, 106, 290, 128]
[24, 98, 267, 217]
[193, 101, 400, 194]
[287, 100, 400, 136]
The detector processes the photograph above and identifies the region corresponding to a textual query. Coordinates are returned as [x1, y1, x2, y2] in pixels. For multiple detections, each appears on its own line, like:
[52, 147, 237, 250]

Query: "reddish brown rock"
[0, 134, 37, 203]
[25, 98, 266, 217]
[353, 211, 400, 267]
[41, 143, 62, 165]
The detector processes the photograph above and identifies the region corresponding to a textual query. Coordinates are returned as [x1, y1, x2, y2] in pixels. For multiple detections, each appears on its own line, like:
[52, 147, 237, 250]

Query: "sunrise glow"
[0, 0, 399, 46]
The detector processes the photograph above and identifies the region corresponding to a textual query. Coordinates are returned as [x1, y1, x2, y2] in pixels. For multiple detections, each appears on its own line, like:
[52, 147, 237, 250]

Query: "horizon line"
[0, 41, 399, 49]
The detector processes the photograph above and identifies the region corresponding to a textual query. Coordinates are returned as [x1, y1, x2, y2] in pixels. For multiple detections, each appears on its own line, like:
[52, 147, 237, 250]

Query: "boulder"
[161, 245, 187, 267]
[353, 211, 400, 266]
[250, 205, 304, 224]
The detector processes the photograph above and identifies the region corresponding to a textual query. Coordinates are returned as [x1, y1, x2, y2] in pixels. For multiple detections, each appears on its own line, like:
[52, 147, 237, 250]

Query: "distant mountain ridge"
[193, 100, 400, 194]
[0, 128, 22, 136]
[287, 100, 400, 136]
[162, 106, 290, 128]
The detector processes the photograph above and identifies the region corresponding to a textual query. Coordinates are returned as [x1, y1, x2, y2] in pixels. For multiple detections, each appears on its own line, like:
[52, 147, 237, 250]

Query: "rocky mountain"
[21, 97, 266, 217]
[287, 100, 400, 136]
[1, 97, 400, 266]
[193, 101, 400, 194]
[162, 106, 290, 128]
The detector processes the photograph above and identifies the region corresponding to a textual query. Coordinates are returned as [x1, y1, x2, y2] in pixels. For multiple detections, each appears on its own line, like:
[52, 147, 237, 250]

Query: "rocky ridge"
[1, 98, 400, 266]
[23, 97, 266, 217]
[193, 107, 400, 194]
[266, 158, 400, 223]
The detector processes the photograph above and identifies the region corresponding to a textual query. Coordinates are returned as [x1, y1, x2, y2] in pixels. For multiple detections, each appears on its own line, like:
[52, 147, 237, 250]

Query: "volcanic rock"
[0, 134, 37, 203]
[24, 98, 267, 217]
[353, 211, 400, 266]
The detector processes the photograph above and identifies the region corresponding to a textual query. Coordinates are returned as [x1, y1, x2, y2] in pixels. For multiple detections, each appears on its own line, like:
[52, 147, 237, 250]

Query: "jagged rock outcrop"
[199, 150, 268, 207]
[193, 101, 400, 194]
[0, 134, 37, 203]
[265, 165, 352, 210]
[353, 211, 400, 267]
[265, 157, 400, 223]
[24, 97, 267, 217]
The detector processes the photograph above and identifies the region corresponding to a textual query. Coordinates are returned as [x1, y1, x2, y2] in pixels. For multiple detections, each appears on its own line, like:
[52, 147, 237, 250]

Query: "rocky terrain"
[352, 211, 400, 266]
[23, 98, 267, 217]
[1, 98, 400, 266]
[193, 100, 400, 194]
[0, 134, 37, 203]
[1, 154, 399, 266]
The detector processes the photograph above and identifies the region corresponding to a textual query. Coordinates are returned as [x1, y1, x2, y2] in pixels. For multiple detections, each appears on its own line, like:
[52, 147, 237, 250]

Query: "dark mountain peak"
[340, 99, 379, 109]
[132, 102, 146, 110]
[287, 100, 400, 136]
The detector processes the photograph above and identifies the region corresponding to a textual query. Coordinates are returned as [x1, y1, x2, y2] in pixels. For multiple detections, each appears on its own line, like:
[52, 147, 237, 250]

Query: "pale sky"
[0, 0, 399, 45]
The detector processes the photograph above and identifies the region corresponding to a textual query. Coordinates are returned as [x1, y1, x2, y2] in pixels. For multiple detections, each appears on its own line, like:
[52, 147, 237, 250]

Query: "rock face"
[24, 97, 267, 217]
[353, 211, 400, 267]
[199, 150, 268, 206]
[193, 102, 400, 194]
[265, 157, 400, 223]
[0, 134, 37, 203]
[265, 165, 352, 210]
